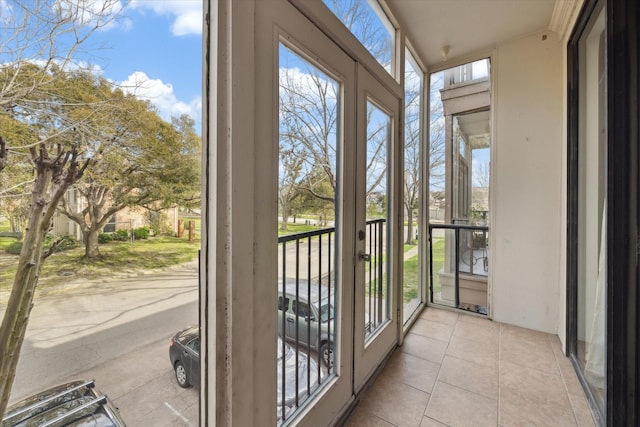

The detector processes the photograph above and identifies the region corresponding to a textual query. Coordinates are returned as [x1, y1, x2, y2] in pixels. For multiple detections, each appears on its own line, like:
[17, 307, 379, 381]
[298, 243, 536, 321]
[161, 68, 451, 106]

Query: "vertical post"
[429, 224, 434, 303]
[188, 220, 195, 241]
[454, 227, 460, 309]
[207, 0, 268, 425]
[178, 220, 185, 238]
[377, 220, 383, 321]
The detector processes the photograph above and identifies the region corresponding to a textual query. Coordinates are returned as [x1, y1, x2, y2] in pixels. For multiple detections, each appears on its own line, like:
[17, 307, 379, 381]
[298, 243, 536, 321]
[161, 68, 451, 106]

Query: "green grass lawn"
[430, 238, 445, 296]
[278, 222, 324, 237]
[0, 237, 15, 251]
[402, 254, 419, 302]
[402, 238, 444, 302]
[0, 236, 200, 292]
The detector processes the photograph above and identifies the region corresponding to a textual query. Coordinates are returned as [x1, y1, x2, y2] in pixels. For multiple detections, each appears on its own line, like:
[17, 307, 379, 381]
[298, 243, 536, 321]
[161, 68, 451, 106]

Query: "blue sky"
[72, 0, 203, 130]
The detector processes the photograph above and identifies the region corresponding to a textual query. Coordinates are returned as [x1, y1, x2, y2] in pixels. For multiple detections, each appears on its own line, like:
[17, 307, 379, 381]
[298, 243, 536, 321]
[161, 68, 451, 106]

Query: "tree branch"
[0, 137, 6, 172]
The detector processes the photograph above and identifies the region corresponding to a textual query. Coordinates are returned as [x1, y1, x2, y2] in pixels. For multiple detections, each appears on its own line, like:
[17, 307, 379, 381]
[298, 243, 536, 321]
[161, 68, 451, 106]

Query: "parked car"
[277, 279, 335, 368]
[169, 326, 319, 414]
[169, 326, 200, 389]
[1, 380, 126, 427]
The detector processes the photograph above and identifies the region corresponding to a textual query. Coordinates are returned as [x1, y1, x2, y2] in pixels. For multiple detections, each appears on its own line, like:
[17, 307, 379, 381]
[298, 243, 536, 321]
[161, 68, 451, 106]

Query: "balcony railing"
[363, 218, 386, 337]
[276, 219, 384, 424]
[428, 223, 489, 314]
[277, 225, 334, 424]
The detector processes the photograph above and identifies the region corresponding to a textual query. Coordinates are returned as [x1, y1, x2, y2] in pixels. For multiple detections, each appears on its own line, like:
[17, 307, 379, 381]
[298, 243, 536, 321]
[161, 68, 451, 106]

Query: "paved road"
[5, 263, 200, 426]
[2, 232, 408, 425]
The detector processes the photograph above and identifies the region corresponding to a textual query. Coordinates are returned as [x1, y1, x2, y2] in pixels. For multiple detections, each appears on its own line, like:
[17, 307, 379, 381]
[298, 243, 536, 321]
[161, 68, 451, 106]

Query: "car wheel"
[320, 342, 334, 369]
[175, 361, 190, 388]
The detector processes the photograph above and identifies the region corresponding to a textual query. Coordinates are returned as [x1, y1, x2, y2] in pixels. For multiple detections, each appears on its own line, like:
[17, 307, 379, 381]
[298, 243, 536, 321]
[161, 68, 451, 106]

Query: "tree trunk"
[280, 206, 290, 231]
[0, 145, 86, 418]
[0, 170, 51, 417]
[84, 227, 102, 259]
[405, 208, 414, 245]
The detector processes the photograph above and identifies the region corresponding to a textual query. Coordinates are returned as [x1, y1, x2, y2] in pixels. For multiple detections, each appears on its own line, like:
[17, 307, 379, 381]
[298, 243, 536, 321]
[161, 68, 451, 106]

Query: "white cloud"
[129, 0, 201, 35]
[119, 71, 201, 123]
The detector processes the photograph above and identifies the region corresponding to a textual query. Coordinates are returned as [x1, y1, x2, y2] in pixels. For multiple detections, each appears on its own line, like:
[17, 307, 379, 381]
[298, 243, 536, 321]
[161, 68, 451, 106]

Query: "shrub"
[113, 229, 130, 241]
[132, 227, 150, 240]
[5, 235, 79, 255]
[98, 233, 114, 244]
[6, 241, 22, 255]
[46, 235, 80, 252]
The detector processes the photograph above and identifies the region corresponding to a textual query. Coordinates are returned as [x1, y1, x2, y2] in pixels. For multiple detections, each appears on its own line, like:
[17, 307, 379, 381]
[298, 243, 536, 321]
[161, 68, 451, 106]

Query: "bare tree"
[402, 65, 448, 243]
[0, 0, 124, 110]
[278, 1, 394, 223]
[0, 137, 6, 173]
[278, 146, 303, 231]
[279, 65, 339, 205]
[403, 62, 421, 244]
[324, 0, 392, 70]
[473, 159, 490, 189]
[279, 52, 388, 222]
[428, 72, 447, 193]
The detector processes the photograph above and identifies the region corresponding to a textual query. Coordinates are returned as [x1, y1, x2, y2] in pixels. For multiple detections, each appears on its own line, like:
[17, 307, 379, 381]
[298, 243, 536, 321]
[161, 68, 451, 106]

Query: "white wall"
[491, 31, 564, 333]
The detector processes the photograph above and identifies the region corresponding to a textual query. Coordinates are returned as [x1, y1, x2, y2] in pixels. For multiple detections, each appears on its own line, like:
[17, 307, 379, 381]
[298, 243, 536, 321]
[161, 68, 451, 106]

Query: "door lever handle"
[358, 252, 371, 262]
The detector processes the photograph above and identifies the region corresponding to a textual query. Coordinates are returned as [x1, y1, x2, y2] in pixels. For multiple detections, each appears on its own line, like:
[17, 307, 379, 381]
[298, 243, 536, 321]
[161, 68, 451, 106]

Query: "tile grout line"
[423, 310, 456, 426]
[548, 333, 582, 426]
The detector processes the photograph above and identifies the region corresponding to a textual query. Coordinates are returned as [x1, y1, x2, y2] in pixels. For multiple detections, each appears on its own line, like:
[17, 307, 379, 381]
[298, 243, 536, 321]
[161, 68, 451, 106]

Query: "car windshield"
[319, 302, 334, 323]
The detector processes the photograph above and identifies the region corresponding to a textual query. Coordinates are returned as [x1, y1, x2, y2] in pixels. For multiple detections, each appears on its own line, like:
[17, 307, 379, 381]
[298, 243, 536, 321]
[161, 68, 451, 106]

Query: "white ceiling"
[386, 0, 558, 68]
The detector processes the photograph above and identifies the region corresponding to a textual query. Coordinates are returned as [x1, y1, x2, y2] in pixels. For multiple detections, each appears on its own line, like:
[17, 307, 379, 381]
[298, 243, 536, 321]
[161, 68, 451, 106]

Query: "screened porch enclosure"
[205, 0, 628, 425]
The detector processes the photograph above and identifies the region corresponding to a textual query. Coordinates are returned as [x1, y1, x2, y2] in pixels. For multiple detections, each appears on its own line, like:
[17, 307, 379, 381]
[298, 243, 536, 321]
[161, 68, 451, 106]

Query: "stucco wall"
[491, 31, 563, 333]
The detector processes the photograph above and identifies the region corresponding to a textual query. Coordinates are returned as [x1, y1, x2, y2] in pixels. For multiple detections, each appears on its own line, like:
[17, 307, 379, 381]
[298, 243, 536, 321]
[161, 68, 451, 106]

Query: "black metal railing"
[276, 219, 385, 424]
[277, 225, 335, 424]
[364, 218, 386, 337]
[428, 223, 489, 314]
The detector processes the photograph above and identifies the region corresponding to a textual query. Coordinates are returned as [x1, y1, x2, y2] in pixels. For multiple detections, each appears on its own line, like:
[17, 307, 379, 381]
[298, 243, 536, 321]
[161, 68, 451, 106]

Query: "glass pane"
[1, 4, 203, 426]
[429, 228, 454, 307]
[323, 0, 395, 75]
[576, 4, 606, 414]
[403, 49, 422, 323]
[428, 59, 490, 314]
[277, 43, 340, 424]
[429, 71, 446, 222]
[364, 99, 390, 339]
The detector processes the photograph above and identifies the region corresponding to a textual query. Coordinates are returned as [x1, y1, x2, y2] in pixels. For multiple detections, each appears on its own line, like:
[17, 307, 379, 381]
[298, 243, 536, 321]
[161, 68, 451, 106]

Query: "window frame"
[566, 0, 640, 425]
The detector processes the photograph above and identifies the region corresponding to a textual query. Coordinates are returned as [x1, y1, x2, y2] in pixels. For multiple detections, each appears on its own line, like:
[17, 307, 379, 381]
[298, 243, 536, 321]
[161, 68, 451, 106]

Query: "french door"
[353, 67, 400, 391]
[260, 1, 401, 424]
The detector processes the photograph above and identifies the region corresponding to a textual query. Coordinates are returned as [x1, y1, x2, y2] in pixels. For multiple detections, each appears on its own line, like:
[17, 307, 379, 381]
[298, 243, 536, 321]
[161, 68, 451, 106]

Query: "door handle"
[359, 252, 371, 262]
[286, 318, 294, 323]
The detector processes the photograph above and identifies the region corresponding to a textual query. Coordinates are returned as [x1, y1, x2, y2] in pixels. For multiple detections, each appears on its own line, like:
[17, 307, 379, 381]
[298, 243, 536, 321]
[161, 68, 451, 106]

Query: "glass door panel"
[575, 2, 606, 415]
[363, 100, 390, 338]
[428, 59, 491, 315]
[354, 66, 399, 391]
[268, 2, 356, 423]
[266, 2, 403, 422]
[403, 48, 423, 324]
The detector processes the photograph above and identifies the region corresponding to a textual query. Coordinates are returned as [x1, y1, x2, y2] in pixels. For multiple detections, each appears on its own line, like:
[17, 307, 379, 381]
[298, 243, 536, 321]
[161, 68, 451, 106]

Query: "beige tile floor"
[344, 306, 597, 427]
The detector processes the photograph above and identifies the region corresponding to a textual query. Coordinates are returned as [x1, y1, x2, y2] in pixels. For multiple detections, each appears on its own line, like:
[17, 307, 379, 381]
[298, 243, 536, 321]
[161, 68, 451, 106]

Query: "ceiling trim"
[549, 0, 584, 41]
